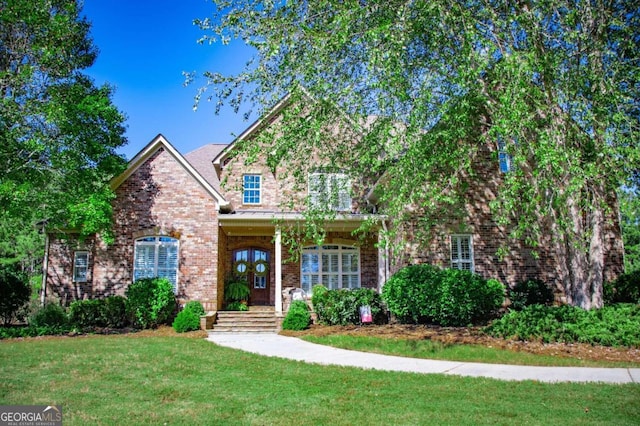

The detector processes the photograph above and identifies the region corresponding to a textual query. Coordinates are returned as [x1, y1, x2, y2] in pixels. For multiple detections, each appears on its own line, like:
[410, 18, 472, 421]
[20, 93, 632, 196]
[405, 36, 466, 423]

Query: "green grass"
[301, 334, 640, 368]
[1, 333, 639, 425]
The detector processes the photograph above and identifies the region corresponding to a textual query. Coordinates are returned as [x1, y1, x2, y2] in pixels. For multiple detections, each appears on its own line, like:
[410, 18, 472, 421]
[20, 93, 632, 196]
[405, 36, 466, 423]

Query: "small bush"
[102, 296, 128, 328]
[225, 301, 248, 311]
[604, 270, 640, 305]
[183, 300, 205, 316]
[485, 304, 640, 347]
[282, 300, 311, 331]
[125, 278, 176, 329]
[30, 303, 68, 328]
[172, 309, 201, 333]
[382, 264, 505, 326]
[508, 279, 555, 310]
[0, 265, 31, 325]
[311, 286, 387, 326]
[68, 296, 128, 329]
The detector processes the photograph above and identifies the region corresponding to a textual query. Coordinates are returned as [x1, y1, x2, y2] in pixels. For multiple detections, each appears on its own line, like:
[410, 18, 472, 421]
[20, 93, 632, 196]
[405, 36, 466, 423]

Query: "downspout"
[40, 232, 50, 307]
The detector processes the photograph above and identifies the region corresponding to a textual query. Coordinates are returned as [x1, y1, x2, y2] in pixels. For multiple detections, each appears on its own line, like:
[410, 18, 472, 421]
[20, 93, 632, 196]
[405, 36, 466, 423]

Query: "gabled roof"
[212, 92, 293, 171]
[184, 143, 227, 192]
[110, 134, 229, 208]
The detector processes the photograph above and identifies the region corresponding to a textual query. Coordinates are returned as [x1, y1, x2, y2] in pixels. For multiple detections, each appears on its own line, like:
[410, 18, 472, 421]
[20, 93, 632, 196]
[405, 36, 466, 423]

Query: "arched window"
[133, 236, 179, 292]
[301, 245, 360, 293]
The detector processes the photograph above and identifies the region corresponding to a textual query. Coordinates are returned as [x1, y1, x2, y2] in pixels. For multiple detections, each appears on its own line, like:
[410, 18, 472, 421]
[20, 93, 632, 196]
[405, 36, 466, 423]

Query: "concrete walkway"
[207, 332, 640, 384]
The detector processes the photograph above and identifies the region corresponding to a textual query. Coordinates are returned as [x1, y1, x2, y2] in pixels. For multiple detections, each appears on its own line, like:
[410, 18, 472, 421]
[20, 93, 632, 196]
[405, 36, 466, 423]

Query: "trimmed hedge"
[508, 279, 554, 310]
[282, 300, 311, 331]
[381, 264, 505, 326]
[30, 303, 68, 328]
[125, 277, 176, 329]
[68, 296, 128, 329]
[172, 301, 205, 333]
[311, 286, 387, 326]
[604, 270, 640, 305]
[485, 304, 640, 347]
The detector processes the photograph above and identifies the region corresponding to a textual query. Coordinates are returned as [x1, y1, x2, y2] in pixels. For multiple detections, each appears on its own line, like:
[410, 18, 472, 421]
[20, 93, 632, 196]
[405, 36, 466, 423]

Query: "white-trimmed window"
[133, 236, 179, 292]
[497, 138, 513, 173]
[301, 245, 360, 293]
[451, 235, 474, 272]
[73, 251, 89, 282]
[243, 174, 261, 205]
[308, 172, 351, 211]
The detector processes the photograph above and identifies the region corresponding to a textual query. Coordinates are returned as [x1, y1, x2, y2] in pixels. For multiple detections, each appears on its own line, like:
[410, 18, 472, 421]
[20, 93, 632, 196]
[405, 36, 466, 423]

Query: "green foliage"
[172, 309, 201, 333]
[0, 265, 31, 325]
[382, 264, 504, 326]
[194, 1, 639, 309]
[508, 279, 555, 311]
[30, 303, 68, 328]
[225, 301, 248, 311]
[282, 300, 311, 331]
[183, 300, 206, 316]
[604, 270, 640, 305]
[224, 278, 250, 302]
[125, 278, 176, 329]
[311, 285, 387, 326]
[620, 189, 640, 272]
[485, 304, 640, 347]
[0, 0, 127, 266]
[68, 296, 128, 329]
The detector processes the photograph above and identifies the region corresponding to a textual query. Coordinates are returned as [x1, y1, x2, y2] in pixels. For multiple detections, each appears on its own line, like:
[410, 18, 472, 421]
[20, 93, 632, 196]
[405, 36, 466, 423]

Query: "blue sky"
[82, 0, 255, 160]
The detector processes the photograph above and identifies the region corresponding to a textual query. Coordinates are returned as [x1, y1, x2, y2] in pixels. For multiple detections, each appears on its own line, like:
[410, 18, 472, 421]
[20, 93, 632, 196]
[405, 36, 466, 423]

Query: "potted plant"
[224, 277, 250, 309]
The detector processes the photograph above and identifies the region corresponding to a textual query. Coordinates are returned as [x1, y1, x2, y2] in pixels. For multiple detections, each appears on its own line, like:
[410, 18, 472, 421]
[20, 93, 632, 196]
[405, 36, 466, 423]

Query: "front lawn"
[1, 331, 639, 425]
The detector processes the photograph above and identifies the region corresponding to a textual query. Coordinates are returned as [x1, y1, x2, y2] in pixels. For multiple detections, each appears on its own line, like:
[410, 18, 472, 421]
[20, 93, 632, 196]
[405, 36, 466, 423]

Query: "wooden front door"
[232, 248, 270, 305]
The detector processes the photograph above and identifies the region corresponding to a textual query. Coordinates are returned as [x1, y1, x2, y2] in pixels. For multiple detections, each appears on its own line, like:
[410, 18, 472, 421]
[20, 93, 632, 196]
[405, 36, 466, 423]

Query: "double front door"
[232, 248, 270, 305]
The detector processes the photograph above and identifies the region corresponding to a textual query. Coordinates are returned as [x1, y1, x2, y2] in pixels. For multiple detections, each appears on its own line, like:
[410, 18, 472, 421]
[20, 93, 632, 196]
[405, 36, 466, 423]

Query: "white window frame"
[301, 245, 360, 294]
[242, 174, 262, 205]
[450, 235, 474, 272]
[73, 251, 89, 283]
[308, 172, 351, 211]
[133, 236, 179, 293]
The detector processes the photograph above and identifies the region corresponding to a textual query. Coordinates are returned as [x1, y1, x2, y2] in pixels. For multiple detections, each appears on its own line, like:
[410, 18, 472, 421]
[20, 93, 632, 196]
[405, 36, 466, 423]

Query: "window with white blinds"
[301, 245, 360, 293]
[133, 236, 179, 292]
[308, 172, 351, 211]
[450, 235, 474, 272]
[73, 251, 89, 282]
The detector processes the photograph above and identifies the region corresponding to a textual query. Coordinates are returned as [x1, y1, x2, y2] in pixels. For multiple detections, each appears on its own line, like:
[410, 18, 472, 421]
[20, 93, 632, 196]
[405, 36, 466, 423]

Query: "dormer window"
[243, 174, 262, 205]
[308, 172, 351, 211]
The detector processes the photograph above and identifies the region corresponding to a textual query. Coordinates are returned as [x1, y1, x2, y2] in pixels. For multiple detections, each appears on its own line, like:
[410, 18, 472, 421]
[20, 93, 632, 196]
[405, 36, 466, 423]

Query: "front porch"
[218, 211, 389, 314]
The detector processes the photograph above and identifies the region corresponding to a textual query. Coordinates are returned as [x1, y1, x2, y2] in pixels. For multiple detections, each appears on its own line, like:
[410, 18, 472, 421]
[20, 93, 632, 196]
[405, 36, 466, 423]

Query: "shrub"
[69, 299, 103, 328]
[68, 296, 128, 329]
[485, 304, 640, 347]
[508, 279, 555, 310]
[30, 303, 68, 328]
[183, 300, 205, 316]
[382, 264, 505, 326]
[604, 270, 640, 305]
[225, 301, 248, 311]
[125, 278, 176, 329]
[0, 265, 31, 325]
[102, 296, 128, 328]
[172, 309, 201, 333]
[282, 300, 311, 330]
[311, 286, 387, 326]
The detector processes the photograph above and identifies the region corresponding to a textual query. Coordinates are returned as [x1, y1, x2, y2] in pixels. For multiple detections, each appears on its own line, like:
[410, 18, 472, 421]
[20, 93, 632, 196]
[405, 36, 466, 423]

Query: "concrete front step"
[211, 310, 280, 333]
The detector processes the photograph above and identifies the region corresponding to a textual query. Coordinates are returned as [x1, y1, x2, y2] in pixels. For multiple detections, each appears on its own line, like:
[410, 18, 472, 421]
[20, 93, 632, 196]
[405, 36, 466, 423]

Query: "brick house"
[43, 94, 624, 312]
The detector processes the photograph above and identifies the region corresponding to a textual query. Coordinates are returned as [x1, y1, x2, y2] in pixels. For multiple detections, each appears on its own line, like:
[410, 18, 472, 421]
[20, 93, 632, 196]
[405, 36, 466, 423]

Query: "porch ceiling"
[218, 211, 380, 236]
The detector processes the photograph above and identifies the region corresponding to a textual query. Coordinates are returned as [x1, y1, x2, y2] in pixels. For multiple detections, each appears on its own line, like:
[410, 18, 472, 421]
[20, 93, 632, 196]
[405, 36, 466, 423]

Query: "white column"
[275, 227, 283, 314]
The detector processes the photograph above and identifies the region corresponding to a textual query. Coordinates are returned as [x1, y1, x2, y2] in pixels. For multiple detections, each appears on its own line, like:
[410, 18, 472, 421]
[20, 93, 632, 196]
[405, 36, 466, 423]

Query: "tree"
[620, 188, 640, 272]
[0, 0, 127, 271]
[194, 1, 639, 309]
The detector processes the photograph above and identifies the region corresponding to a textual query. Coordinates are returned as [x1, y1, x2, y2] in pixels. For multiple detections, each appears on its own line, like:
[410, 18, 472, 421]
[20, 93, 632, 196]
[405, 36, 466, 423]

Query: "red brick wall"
[46, 147, 221, 308]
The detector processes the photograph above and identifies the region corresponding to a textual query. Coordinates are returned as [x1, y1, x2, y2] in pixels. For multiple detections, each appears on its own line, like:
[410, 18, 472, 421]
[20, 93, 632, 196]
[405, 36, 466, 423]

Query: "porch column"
[377, 226, 389, 292]
[275, 227, 283, 314]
